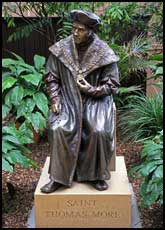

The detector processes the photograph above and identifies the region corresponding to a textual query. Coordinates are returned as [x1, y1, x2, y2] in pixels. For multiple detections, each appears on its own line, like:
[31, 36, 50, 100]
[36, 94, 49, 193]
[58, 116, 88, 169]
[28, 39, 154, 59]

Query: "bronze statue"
[40, 9, 120, 193]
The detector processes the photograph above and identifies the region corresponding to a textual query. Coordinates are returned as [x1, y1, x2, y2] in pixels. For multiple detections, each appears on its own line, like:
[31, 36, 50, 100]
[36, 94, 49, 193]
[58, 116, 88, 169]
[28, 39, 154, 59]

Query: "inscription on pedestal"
[45, 210, 121, 219]
[43, 199, 121, 220]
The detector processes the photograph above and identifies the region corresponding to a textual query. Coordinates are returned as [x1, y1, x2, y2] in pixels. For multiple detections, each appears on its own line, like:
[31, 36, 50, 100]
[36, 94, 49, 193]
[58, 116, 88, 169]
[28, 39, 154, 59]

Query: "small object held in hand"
[51, 103, 61, 114]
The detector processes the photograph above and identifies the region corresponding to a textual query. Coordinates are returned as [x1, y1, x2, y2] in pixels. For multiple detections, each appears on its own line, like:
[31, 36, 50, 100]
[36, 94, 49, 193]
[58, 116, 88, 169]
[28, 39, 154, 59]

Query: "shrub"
[2, 52, 48, 132]
[118, 92, 163, 142]
[2, 122, 37, 172]
[2, 52, 48, 172]
[129, 130, 163, 208]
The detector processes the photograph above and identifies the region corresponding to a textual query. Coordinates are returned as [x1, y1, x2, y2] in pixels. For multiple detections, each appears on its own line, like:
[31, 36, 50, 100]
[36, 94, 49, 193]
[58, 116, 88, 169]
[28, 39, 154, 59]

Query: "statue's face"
[72, 22, 89, 44]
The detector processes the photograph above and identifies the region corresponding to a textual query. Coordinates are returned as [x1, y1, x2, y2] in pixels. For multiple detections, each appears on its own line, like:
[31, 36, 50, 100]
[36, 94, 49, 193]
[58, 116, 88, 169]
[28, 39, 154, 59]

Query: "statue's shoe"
[90, 180, 108, 191]
[40, 180, 62, 193]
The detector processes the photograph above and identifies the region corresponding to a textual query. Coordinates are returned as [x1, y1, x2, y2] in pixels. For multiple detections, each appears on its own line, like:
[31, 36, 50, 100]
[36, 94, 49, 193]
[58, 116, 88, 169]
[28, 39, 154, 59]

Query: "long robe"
[45, 34, 120, 186]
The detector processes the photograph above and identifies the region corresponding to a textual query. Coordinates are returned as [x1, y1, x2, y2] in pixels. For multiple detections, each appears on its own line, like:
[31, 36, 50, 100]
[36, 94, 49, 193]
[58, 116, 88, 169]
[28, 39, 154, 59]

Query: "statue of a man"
[41, 9, 120, 193]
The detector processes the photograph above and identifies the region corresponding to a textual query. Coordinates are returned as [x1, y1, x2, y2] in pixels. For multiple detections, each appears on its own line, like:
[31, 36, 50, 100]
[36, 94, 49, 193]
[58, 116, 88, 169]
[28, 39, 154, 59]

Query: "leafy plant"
[110, 34, 151, 83]
[110, 34, 152, 107]
[2, 52, 48, 172]
[114, 85, 142, 107]
[129, 130, 163, 208]
[98, 2, 152, 45]
[118, 92, 163, 142]
[147, 53, 163, 89]
[2, 122, 37, 172]
[2, 52, 48, 131]
[146, 2, 163, 42]
[56, 18, 72, 40]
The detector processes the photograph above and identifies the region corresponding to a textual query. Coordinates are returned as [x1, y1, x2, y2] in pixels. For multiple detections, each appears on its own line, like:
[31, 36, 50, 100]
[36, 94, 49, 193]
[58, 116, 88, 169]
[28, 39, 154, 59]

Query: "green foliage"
[3, 2, 104, 43]
[98, 2, 146, 44]
[129, 130, 163, 208]
[97, 3, 162, 109]
[7, 19, 52, 42]
[98, 2, 162, 45]
[2, 52, 48, 172]
[54, 2, 106, 40]
[141, 53, 163, 98]
[148, 53, 163, 88]
[146, 2, 163, 42]
[3, 3, 16, 28]
[2, 52, 48, 131]
[111, 34, 151, 83]
[56, 19, 72, 40]
[2, 122, 38, 172]
[114, 85, 142, 107]
[118, 92, 163, 142]
[3, 2, 162, 45]
[111, 34, 152, 107]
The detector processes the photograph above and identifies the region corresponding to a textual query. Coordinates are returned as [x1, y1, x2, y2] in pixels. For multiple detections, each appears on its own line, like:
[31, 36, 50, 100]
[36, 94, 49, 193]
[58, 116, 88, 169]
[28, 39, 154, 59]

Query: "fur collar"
[49, 34, 119, 78]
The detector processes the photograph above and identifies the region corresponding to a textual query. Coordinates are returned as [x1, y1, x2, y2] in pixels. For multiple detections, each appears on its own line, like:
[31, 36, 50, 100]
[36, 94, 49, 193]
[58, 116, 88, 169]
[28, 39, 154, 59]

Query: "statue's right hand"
[51, 103, 61, 114]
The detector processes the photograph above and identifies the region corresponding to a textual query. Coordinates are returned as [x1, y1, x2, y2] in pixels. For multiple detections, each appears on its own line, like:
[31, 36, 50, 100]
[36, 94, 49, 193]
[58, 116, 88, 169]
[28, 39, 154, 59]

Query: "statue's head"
[70, 9, 101, 44]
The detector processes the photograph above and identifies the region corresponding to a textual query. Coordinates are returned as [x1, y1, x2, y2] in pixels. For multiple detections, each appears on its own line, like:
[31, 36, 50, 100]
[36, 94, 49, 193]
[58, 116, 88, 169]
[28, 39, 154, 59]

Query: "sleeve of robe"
[44, 54, 61, 105]
[83, 62, 120, 98]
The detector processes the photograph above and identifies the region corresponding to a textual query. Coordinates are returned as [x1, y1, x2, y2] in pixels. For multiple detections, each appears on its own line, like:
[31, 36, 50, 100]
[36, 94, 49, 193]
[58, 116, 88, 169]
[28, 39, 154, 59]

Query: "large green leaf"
[3, 123, 34, 144]
[19, 121, 34, 138]
[18, 132, 34, 144]
[2, 77, 17, 93]
[140, 161, 158, 176]
[128, 164, 142, 176]
[19, 63, 36, 73]
[33, 92, 49, 117]
[20, 73, 42, 86]
[5, 150, 30, 168]
[142, 189, 159, 207]
[153, 165, 163, 178]
[2, 71, 13, 80]
[24, 88, 35, 96]
[34, 55, 45, 70]
[2, 58, 18, 67]
[2, 157, 13, 172]
[139, 181, 148, 197]
[5, 85, 24, 106]
[18, 123, 34, 144]
[11, 85, 24, 105]
[16, 66, 32, 76]
[146, 179, 156, 193]
[26, 112, 46, 132]
[16, 98, 35, 119]
[3, 135, 21, 145]
[155, 67, 163, 76]
[2, 104, 11, 119]
[141, 141, 163, 158]
[2, 140, 16, 154]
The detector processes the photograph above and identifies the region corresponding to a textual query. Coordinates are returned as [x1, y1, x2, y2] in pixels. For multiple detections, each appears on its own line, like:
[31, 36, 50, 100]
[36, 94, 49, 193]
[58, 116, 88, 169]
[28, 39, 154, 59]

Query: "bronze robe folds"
[45, 34, 120, 186]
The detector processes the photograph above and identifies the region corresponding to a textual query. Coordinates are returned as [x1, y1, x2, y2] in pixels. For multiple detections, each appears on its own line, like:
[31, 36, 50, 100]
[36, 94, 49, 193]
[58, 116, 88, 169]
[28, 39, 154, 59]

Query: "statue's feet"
[40, 180, 62, 193]
[90, 180, 108, 191]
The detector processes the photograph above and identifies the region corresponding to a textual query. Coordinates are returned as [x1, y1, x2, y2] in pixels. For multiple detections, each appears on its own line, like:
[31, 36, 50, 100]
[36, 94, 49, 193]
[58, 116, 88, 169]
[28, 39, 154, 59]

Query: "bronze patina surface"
[41, 9, 120, 193]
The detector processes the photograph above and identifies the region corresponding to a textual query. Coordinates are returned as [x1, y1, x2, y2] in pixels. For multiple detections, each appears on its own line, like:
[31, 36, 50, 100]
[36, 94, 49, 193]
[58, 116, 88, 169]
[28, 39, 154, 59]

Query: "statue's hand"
[51, 103, 61, 114]
[77, 78, 91, 93]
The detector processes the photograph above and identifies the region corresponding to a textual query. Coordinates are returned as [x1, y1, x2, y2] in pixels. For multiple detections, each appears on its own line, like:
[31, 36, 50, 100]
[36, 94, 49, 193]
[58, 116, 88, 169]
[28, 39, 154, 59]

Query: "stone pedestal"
[34, 156, 131, 228]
